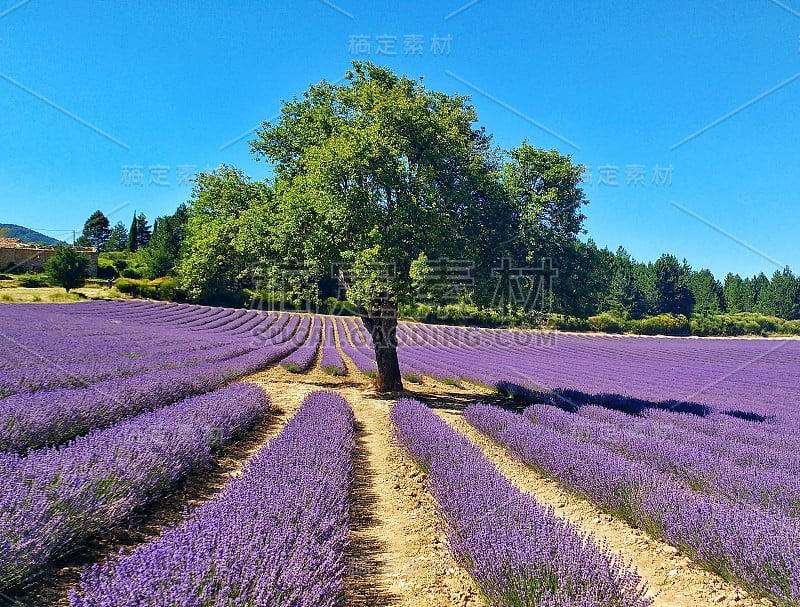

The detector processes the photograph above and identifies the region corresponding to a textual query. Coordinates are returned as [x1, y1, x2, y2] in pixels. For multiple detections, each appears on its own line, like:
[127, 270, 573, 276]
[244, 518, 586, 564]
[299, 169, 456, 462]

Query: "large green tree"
[607, 247, 648, 318]
[45, 245, 89, 292]
[138, 204, 189, 279]
[251, 62, 510, 391]
[688, 268, 723, 314]
[653, 254, 694, 316]
[754, 267, 799, 319]
[501, 142, 589, 315]
[126, 212, 152, 252]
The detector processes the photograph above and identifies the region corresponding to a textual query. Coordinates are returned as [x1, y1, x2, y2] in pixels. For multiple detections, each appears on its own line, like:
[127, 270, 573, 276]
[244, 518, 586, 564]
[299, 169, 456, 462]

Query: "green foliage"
[127, 213, 138, 253]
[16, 273, 50, 288]
[78, 210, 111, 250]
[44, 245, 89, 292]
[177, 165, 273, 303]
[503, 143, 588, 308]
[627, 313, 690, 335]
[114, 277, 186, 301]
[545, 314, 592, 331]
[690, 312, 800, 336]
[606, 247, 647, 318]
[688, 268, 723, 313]
[251, 61, 508, 312]
[119, 267, 142, 279]
[126, 212, 151, 253]
[653, 254, 694, 316]
[96, 257, 117, 279]
[105, 221, 129, 252]
[754, 267, 799, 319]
[137, 204, 188, 279]
[587, 312, 626, 333]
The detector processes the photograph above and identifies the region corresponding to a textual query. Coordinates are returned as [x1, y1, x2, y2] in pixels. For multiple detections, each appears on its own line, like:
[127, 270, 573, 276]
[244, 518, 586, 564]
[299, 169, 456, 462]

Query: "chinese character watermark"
[121, 164, 201, 186]
[348, 34, 452, 56]
[581, 164, 674, 187]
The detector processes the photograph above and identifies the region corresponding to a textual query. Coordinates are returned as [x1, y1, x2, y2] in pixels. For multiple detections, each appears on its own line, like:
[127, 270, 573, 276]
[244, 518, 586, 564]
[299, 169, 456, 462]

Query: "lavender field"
[1, 300, 798, 606]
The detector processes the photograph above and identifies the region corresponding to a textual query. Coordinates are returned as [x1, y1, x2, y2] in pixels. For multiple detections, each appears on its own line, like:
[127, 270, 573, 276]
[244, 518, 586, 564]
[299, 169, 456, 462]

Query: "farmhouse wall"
[0, 238, 99, 277]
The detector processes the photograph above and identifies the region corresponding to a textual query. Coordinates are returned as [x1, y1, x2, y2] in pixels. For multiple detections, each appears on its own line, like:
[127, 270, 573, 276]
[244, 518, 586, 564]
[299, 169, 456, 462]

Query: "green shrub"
[689, 312, 800, 337]
[16, 274, 50, 288]
[628, 314, 690, 336]
[587, 312, 625, 333]
[402, 373, 423, 384]
[323, 365, 347, 376]
[114, 277, 186, 302]
[547, 314, 592, 332]
[97, 258, 117, 279]
[119, 267, 142, 279]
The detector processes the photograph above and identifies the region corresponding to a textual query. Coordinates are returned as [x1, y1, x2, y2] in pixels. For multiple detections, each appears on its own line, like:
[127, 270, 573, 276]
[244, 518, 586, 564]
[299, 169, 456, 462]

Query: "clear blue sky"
[1, 0, 798, 279]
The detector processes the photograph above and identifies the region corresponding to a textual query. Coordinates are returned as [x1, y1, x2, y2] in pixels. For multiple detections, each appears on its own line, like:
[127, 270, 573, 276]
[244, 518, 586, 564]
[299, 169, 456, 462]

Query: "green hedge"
[16, 273, 51, 288]
[114, 277, 186, 302]
[549, 311, 799, 337]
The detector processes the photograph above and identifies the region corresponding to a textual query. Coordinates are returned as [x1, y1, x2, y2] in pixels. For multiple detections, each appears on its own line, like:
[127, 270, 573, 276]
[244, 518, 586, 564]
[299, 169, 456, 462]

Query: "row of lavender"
[0, 383, 270, 592]
[392, 322, 800, 476]
[394, 322, 800, 421]
[69, 390, 353, 606]
[463, 404, 800, 606]
[391, 399, 651, 607]
[0, 302, 316, 453]
[386, 321, 800, 603]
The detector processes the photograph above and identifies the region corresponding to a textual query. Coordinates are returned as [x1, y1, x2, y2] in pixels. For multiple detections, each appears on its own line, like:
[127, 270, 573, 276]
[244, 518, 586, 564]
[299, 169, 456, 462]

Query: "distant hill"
[0, 224, 66, 246]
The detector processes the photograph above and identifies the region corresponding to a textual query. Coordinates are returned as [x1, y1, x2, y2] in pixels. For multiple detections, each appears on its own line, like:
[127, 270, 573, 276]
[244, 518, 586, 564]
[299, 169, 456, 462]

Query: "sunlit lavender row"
[69, 390, 353, 607]
[391, 398, 651, 607]
[395, 322, 800, 421]
[0, 304, 313, 453]
[0, 383, 270, 592]
[463, 403, 800, 606]
[320, 317, 346, 375]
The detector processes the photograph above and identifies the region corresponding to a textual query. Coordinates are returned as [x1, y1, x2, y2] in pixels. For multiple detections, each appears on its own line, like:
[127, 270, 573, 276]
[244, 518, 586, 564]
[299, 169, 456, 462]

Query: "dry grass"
[0, 285, 124, 303]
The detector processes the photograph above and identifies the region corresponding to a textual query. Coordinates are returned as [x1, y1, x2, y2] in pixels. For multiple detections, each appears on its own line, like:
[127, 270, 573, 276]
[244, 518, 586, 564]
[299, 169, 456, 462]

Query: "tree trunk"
[361, 298, 404, 393]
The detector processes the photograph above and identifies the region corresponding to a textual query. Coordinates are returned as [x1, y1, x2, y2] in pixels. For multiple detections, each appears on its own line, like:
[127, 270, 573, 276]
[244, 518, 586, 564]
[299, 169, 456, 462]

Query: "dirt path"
[266, 340, 483, 607]
[420, 387, 768, 607]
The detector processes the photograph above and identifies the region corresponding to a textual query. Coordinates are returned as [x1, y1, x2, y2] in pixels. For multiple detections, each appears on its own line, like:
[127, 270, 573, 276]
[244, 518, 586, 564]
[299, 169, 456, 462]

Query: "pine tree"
[106, 221, 129, 252]
[78, 210, 111, 250]
[135, 212, 152, 248]
[126, 212, 139, 252]
[755, 267, 799, 318]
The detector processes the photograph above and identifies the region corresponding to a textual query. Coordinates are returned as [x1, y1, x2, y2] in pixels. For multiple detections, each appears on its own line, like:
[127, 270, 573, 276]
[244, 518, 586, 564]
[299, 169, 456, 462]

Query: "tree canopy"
[76, 210, 111, 250]
[247, 62, 589, 390]
[45, 245, 89, 292]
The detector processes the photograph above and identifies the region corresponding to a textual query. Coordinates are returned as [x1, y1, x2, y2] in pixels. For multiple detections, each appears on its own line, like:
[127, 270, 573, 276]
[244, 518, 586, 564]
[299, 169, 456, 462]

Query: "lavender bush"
[320, 317, 346, 375]
[464, 403, 800, 606]
[69, 390, 353, 607]
[0, 383, 270, 592]
[391, 398, 651, 607]
[280, 315, 320, 372]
